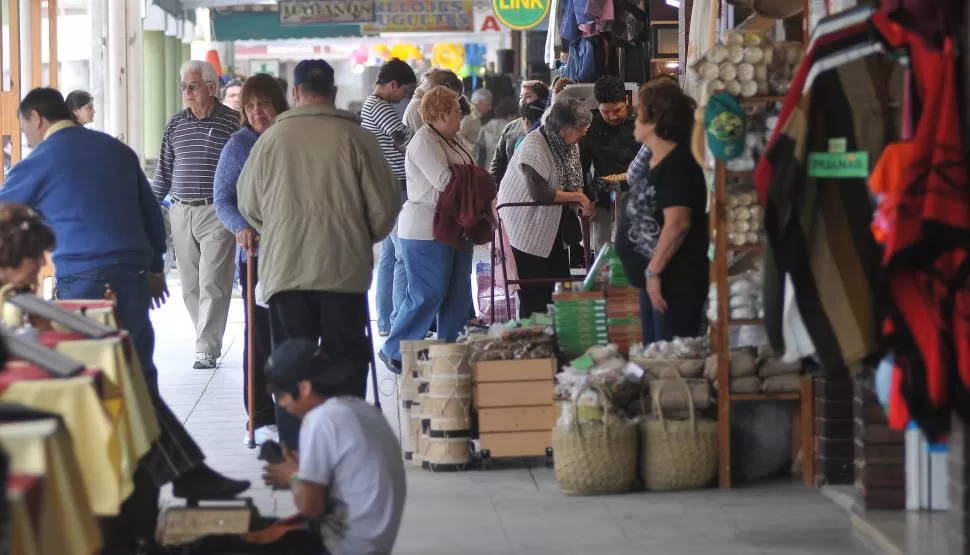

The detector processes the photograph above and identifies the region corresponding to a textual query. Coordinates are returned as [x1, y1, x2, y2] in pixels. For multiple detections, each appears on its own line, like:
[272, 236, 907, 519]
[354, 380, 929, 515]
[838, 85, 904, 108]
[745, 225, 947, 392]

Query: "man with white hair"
[152, 60, 240, 369]
[460, 87, 493, 145]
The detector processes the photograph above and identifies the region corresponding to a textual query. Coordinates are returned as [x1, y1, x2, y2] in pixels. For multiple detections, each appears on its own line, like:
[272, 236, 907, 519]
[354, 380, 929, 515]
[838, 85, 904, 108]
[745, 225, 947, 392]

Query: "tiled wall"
[853, 381, 905, 511]
[813, 369, 854, 486]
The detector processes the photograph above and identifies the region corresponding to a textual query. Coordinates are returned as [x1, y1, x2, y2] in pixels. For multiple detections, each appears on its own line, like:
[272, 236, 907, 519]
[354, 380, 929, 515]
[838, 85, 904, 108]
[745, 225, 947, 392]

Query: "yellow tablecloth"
[0, 419, 102, 555]
[55, 337, 160, 486]
[0, 377, 119, 517]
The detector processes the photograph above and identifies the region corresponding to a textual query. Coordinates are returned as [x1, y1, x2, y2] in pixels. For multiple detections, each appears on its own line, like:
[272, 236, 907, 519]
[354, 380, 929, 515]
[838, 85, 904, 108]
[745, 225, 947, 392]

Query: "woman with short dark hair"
[615, 78, 709, 343]
[0, 203, 55, 289]
[65, 90, 94, 125]
[214, 73, 290, 444]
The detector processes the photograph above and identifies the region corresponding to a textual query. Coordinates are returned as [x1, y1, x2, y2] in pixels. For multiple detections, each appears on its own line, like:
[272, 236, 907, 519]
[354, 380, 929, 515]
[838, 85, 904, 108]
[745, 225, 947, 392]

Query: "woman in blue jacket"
[214, 74, 289, 446]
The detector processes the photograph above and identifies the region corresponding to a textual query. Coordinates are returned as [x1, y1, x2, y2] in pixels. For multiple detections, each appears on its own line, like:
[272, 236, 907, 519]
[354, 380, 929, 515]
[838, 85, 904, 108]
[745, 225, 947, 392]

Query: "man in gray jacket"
[237, 59, 400, 450]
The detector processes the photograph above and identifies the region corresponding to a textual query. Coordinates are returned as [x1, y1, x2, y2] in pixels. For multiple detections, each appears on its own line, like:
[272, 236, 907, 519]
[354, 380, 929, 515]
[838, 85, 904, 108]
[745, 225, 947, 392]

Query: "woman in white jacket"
[379, 86, 476, 372]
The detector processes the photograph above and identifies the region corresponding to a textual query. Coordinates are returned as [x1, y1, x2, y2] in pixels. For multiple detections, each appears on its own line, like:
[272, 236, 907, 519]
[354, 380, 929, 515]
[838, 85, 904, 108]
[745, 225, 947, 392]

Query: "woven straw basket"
[641, 375, 718, 492]
[553, 386, 637, 495]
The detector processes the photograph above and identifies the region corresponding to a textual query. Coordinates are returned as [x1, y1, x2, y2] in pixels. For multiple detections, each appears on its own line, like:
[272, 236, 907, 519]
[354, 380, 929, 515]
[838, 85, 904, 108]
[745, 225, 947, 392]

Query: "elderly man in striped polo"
[152, 60, 240, 370]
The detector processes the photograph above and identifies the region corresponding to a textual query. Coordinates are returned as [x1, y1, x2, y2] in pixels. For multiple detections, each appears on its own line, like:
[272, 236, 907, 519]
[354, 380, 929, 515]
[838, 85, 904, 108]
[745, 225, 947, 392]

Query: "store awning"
[210, 9, 362, 41]
[152, 0, 185, 18]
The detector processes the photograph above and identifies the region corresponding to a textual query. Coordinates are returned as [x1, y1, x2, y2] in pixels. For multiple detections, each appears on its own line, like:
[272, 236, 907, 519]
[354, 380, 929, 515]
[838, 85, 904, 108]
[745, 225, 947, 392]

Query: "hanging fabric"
[868, 10, 970, 440]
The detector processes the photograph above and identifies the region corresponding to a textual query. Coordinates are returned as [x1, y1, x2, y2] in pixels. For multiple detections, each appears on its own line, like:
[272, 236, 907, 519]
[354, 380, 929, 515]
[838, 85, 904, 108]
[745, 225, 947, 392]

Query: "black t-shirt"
[580, 112, 640, 206]
[615, 143, 709, 289]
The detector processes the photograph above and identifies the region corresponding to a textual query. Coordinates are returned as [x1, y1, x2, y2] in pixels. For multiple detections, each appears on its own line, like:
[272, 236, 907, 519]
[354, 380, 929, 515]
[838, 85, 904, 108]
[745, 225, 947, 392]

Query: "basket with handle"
[553, 385, 637, 495]
[641, 373, 718, 492]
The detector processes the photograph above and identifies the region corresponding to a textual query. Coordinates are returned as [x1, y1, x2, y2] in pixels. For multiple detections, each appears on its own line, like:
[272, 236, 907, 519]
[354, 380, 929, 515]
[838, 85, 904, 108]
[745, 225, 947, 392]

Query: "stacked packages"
[704, 345, 803, 394]
[553, 283, 608, 356]
[707, 268, 764, 323]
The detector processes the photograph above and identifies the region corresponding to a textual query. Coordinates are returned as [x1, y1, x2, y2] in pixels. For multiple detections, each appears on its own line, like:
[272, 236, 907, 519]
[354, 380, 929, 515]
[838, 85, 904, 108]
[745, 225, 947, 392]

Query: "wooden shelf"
[725, 170, 754, 180]
[730, 392, 801, 401]
[727, 244, 764, 254]
[709, 159, 815, 490]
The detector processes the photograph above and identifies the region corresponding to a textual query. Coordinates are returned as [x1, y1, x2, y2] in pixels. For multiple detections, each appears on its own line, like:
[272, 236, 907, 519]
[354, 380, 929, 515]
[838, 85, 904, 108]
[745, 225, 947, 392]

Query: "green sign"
[492, 0, 549, 30]
[807, 151, 869, 179]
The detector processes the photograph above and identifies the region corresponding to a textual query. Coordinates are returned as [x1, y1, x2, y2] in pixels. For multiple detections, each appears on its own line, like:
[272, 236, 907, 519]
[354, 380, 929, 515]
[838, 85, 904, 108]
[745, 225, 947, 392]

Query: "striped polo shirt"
[151, 101, 240, 202]
[360, 93, 411, 185]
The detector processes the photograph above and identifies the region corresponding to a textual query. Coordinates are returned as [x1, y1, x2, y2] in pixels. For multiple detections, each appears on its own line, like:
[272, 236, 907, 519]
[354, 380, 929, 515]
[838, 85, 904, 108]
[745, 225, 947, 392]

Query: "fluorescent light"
[665, 61, 680, 69]
[666, 0, 681, 7]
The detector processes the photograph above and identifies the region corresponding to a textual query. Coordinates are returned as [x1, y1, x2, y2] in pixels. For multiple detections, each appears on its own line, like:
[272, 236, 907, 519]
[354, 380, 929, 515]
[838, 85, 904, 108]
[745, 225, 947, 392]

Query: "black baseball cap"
[293, 59, 335, 91]
[264, 338, 353, 390]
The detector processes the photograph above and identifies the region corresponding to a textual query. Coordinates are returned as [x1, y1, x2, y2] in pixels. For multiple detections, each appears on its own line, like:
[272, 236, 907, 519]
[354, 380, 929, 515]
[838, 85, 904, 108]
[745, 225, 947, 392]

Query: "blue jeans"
[375, 220, 406, 332]
[381, 239, 473, 360]
[56, 264, 158, 393]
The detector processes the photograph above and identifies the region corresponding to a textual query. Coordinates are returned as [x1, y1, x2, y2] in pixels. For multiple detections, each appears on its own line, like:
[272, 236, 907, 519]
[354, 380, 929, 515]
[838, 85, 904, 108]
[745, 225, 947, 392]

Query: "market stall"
[0, 292, 161, 553]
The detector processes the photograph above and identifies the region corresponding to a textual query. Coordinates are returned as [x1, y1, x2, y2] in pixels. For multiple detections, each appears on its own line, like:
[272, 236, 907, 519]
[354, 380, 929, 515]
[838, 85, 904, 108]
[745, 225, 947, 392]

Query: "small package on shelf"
[757, 344, 804, 393]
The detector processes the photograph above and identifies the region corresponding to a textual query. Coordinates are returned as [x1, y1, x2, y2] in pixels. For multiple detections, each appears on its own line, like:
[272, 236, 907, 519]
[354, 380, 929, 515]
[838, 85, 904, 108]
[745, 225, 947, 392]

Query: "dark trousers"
[268, 290, 370, 449]
[639, 282, 707, 343]
[512, 234, 571, 318]
[238, 256, 276, 429]
[55, 263, 204, 486]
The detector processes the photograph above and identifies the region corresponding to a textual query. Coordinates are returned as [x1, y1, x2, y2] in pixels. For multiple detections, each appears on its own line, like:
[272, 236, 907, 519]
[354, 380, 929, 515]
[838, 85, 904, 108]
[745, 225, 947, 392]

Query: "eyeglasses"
[179, 82, 210, 92]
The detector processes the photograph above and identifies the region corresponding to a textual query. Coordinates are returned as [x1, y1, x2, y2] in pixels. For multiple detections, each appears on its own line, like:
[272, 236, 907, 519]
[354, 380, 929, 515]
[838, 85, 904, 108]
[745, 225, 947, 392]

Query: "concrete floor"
[151, 274, 880, 555]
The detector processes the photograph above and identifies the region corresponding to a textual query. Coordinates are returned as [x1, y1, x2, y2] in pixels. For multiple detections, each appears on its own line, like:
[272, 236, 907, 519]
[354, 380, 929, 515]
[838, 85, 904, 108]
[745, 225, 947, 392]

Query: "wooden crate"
[158, 503, 252, 546]
[473, 359, 556, 462]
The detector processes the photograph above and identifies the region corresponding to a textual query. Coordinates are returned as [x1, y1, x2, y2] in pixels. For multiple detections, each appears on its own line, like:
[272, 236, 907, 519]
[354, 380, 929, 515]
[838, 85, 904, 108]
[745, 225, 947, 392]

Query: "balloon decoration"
[461, 43, 487, 80]
[350, 46, 369, 66]
[432, 43, 466, 74]
[375, 43, 424, 62]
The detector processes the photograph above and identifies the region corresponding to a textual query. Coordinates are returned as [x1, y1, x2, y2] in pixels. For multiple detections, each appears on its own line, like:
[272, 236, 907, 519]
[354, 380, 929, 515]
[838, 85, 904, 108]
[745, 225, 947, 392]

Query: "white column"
[19, 0, 33, 96]
[126, 0, 144, 159]
[106, 0, 128, 141]
[89, 0, 107, 133]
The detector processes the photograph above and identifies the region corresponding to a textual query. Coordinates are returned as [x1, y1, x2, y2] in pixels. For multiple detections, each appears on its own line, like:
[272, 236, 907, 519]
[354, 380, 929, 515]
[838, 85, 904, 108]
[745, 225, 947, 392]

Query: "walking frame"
[489, 201, 595, 323]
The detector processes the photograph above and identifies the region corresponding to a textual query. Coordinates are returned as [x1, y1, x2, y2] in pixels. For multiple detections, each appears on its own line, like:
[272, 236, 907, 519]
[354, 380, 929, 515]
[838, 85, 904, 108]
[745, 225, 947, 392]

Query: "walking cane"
[246, 247, 257, 449]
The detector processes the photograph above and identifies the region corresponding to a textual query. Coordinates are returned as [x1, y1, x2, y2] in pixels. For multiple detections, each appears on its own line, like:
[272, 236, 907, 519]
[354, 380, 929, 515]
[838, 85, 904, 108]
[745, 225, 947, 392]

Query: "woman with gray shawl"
[496, 97, 595, 317]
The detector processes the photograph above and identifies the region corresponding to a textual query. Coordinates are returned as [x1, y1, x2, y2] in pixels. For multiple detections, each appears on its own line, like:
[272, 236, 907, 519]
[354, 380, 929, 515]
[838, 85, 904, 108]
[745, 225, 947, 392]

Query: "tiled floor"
[151, 274, 879, 555]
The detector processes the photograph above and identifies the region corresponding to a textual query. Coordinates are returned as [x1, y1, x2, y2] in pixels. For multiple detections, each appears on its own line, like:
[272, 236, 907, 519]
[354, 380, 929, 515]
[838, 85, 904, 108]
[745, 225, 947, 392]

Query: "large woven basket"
[553, 386, 637, 495]
[641, 376, 718, 492]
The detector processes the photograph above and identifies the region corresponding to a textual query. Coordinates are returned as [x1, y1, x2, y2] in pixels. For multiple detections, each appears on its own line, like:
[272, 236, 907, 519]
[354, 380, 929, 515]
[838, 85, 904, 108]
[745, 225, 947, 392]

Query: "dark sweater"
[0, 125, 166, 276]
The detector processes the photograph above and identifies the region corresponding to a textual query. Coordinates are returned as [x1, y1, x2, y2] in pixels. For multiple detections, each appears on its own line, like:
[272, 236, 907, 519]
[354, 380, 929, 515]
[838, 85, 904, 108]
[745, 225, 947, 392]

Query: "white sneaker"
[193, 352, 217, 369]
[243, 425, 279, 446]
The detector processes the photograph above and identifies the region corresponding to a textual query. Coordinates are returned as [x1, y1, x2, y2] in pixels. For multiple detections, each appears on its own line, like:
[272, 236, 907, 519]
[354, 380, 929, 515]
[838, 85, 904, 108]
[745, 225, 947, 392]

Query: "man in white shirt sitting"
[262, 339, 407, 555]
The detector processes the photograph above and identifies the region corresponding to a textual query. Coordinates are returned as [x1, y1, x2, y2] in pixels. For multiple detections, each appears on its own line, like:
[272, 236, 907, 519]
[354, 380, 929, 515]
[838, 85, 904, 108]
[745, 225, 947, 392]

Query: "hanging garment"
[759, 41, 902, 373]
[868, 11, 970, 440]
[754, 5, 877, 204]
[684, 0, 720, 102]
[546, 0, 562, 68]
[880, 0, 964, 49]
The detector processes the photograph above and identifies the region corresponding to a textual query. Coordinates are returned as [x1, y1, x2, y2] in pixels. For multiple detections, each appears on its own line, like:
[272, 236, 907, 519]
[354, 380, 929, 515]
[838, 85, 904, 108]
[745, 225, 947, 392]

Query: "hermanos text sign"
[492, 0, 548, 30]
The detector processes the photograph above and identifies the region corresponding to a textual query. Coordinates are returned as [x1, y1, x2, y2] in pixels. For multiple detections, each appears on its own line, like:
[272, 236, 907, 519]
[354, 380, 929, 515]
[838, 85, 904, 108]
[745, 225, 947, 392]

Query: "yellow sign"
[492, 0, 548, 30]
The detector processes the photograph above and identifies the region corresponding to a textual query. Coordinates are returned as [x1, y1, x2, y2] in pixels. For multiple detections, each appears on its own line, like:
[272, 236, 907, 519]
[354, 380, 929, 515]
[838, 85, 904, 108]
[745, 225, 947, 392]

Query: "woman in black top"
[615, 79, 709, 343]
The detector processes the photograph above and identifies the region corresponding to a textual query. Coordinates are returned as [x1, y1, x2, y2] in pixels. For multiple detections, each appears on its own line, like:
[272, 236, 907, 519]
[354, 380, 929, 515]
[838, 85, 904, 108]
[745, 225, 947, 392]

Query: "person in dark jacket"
[581, 75, 640, 254]
[488, 80, 550, 186]
[0, 88, 249, 505]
